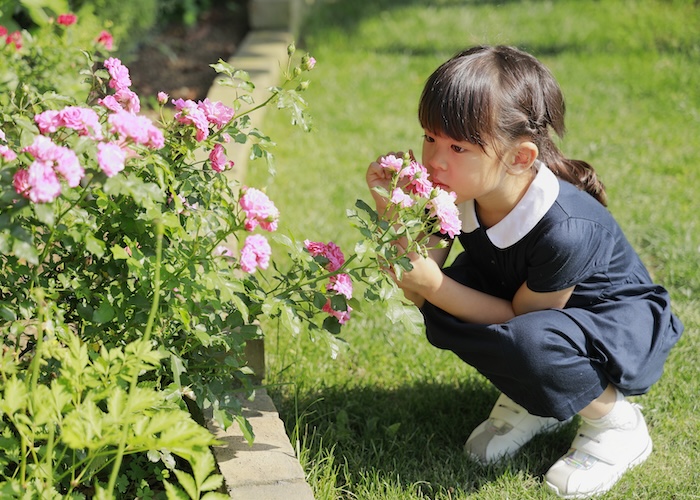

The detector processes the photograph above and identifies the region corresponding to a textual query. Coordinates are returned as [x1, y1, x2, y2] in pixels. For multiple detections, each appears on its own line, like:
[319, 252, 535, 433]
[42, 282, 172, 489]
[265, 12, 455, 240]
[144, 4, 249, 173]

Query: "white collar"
[457, 161, 560, 249]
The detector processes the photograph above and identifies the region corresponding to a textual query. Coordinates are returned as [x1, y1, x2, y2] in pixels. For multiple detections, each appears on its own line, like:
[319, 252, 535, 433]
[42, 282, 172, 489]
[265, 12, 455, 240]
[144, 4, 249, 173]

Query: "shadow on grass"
[271, 379, 579, 496]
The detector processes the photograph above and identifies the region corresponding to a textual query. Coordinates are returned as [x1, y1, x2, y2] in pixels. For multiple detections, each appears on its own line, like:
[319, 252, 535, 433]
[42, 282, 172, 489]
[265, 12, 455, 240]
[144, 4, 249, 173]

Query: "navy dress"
[420, 162, 684, 420]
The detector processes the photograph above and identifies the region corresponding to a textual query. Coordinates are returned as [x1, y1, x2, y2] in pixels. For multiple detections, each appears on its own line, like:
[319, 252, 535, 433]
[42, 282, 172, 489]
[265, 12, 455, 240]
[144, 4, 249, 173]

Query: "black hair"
[418, 45, 607, 205]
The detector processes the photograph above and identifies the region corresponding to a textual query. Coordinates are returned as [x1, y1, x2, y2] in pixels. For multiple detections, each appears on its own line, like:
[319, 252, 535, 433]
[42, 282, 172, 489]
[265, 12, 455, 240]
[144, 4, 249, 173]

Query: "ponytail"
[538, 137, 608, 206]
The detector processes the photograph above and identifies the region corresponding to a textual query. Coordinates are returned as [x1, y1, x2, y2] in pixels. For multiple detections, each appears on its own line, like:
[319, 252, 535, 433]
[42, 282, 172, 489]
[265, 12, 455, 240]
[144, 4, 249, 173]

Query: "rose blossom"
[114, 88, 140, 114]
[303, 240, 345, 272]
[404, 161, 433, 198]
[239, 187, 279, 232]
[379, 154, 404, 172]
[428, 188, 461, 238]
[24, 161, 62, 203]
[213, 245, 234, 257]
[327, 273, 353, 299]
[239, 234, 271, 273]
[23, 135, 84, 189]
[5, 31, 22, 50]
[209, 143, 233, 172]
[103, 57, 132, 91]
[172, 98, 209, 141]
[108, 111, 164, 149]
[96, 30, 113, 50]
[322, 300, 351, 325]
[198, 98, 234, 127]
[56, 13, 77, 26]
[0, 145, 16, 161]
[36, 106, 103, 139]
[390, 187, 414, 208]
[97, 142, 127, 177]
[12, 169, 30, 197]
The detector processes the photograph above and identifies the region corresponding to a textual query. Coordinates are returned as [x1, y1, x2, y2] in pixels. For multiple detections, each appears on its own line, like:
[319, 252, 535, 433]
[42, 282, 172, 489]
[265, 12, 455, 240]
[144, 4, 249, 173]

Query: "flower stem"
[106, 220, 164, 496]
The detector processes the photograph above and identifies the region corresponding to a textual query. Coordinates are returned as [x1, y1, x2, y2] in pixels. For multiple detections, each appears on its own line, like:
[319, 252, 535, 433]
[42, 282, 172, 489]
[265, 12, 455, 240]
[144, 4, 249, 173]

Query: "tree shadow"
[270, 379, 578, 496]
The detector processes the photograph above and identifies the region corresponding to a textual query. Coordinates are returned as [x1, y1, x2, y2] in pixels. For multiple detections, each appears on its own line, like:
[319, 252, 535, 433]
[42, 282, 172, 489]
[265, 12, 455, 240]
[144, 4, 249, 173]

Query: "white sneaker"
[464, 393, 569, 464]
[545, 402, 652, 498]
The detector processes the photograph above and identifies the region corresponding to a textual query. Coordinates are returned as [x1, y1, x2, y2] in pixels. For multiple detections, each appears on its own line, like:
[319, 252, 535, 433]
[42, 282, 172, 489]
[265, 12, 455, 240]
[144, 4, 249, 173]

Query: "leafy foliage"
[0, 10, 391, 498]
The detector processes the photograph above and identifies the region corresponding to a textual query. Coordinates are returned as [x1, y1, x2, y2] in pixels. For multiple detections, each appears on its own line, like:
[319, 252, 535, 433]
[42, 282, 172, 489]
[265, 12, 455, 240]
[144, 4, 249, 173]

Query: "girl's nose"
[425, 151, 447, 171]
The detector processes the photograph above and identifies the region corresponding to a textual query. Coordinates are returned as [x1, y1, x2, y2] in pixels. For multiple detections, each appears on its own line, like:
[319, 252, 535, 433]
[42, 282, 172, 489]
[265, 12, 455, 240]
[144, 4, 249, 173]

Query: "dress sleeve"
[526, 217, 616, 293]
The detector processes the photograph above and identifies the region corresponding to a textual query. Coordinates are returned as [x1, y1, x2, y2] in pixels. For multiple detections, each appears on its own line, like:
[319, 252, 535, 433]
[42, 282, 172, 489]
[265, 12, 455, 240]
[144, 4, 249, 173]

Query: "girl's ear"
[509, 141, 539, 174]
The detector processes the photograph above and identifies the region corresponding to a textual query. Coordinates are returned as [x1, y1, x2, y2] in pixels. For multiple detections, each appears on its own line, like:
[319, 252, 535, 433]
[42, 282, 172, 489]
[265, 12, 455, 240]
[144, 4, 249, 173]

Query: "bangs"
[418, 55, 495, 148]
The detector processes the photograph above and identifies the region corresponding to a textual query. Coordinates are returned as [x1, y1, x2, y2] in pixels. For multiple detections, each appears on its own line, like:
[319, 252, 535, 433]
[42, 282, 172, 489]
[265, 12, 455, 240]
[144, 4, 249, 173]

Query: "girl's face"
[421, 130, 509, 205]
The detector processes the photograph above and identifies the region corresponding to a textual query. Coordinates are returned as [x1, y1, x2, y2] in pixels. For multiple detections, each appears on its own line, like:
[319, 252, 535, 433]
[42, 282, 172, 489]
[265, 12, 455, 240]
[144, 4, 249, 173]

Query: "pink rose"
[56, 13, 77, 26]
[240, 234, 271, 273]
[96, 30, 113, 50]
[428, 188, 461, 238]
[104, 58, 132, 91]
[209, 143, 233, 172]
[327, 273, 353, 299]
[0, 145, 16, 161]
[303, 240, 345, 272]
[97, 142, 127, 177]
[322, 300, 351, 325]
[239, 187, 279, 232]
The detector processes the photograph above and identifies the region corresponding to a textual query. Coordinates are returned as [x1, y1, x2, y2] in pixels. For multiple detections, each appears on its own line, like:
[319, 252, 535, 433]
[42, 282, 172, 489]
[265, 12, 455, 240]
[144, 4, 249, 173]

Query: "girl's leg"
[421, 306, 607, 463]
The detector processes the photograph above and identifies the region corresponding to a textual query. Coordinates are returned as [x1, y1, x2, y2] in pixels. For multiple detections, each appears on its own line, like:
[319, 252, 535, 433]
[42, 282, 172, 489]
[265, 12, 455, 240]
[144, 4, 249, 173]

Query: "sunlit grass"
[246, 1, 700, 498]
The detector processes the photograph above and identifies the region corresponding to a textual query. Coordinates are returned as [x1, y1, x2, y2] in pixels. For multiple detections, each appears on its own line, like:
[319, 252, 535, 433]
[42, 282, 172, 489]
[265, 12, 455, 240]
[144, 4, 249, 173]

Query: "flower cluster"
[304, 240, 353, 324]
[0, 26, 22, 50]
[379, 153, 461, 238]
[8, 58, 165, 203]
[351, 151, 461, 278]
[173, 97, 235, 142]
[236, 187, 279, 272]
[3, 55, 268, 279]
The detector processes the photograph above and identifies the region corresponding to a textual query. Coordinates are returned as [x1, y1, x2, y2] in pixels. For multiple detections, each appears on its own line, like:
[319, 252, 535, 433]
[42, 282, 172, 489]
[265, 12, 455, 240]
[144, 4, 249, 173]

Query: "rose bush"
[0, 12, 362, 498]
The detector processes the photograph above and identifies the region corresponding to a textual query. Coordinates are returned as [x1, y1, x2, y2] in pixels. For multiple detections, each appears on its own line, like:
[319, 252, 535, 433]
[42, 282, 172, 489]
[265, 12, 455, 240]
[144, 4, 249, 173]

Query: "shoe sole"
[545, 437, 653, 499]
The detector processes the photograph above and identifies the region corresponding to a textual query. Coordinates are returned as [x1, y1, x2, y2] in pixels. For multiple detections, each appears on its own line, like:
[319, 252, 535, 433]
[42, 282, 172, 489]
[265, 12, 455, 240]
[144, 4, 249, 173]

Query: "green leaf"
[93, 301, 115, 324]
[85, 233, 106, 257]
[111, 244, 131, 260]
[190, 452, 220, 491]
[172, 469, 197, 500]
[234, 414, 255, 446]
[11, 239, 38, 265]
[201, 492, 230, 500]
[0, 377, 28, 415]
[163, 480, 189, 500]
[32, 202, 55, 226]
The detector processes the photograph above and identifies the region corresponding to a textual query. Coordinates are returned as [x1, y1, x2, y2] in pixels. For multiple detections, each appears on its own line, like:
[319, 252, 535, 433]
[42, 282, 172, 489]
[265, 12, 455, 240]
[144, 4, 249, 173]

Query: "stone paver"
[207, 389, 314, 500]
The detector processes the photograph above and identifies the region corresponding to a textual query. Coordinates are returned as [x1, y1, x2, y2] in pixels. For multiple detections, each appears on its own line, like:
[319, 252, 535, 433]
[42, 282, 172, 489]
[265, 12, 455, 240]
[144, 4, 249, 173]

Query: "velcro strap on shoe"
[569, 428, 621, 465]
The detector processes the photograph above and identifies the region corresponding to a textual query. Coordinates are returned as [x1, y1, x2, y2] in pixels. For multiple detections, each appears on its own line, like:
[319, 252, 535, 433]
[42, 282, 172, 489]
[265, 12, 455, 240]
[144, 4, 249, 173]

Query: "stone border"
[203, 1, 315, 499]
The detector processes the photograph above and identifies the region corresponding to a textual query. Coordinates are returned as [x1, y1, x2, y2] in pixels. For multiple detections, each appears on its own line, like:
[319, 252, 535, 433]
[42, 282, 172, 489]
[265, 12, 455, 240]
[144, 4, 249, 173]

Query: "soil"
[128, 2, 249, 103]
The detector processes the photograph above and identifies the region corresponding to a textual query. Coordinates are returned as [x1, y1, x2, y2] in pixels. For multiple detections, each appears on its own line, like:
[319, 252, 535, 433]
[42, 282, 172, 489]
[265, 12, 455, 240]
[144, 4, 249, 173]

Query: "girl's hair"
[418, 45, 607, 206]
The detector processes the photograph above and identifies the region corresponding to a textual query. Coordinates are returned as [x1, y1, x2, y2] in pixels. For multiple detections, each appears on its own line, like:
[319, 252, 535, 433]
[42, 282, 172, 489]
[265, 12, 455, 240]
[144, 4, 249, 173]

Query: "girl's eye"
[423, 134, 435, 143]
[451, 145, 466, 153]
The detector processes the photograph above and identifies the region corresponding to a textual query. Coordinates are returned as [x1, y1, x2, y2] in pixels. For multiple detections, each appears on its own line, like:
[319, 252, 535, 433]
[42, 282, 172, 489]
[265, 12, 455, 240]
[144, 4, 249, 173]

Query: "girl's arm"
[396, 252, 574, 323]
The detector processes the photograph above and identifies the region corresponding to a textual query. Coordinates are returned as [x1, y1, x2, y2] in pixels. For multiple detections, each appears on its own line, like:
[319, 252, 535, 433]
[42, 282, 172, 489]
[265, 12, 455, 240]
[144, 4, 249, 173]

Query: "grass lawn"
[245, 1, 700, 498]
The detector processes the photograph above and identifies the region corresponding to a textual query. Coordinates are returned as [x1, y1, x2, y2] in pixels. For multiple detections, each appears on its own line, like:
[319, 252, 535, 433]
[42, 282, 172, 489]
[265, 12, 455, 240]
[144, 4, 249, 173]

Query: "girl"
[366, 45, 683, 498]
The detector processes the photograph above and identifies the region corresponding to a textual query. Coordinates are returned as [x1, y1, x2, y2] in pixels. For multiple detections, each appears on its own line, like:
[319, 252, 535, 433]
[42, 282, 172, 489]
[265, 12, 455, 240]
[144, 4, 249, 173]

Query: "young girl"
[366, 45, 683, 498]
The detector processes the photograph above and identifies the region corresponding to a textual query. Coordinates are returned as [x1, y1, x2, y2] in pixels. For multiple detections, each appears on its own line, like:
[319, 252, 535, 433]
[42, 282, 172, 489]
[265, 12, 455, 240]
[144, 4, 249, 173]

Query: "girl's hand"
[387, 248, 443, 302]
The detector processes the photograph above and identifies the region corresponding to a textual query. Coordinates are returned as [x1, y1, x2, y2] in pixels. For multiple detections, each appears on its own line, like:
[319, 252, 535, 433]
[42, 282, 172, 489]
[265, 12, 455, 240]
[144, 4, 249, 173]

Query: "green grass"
[246, 1, 700, 498]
